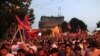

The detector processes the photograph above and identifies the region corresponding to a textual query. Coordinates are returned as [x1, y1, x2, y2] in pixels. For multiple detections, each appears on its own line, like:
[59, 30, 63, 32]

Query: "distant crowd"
[0, 33, 100, 56]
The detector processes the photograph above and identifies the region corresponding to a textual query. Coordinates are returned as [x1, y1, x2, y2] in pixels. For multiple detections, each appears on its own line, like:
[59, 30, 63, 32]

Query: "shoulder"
[6, 53, 14, 56]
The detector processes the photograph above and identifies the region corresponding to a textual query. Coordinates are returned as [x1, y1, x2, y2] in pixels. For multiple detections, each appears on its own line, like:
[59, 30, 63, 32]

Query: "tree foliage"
[61, 21, 68, 33]
[69, 17, 87, 33]
[0, 0, 34, 38]
[97, 21, 100, 28]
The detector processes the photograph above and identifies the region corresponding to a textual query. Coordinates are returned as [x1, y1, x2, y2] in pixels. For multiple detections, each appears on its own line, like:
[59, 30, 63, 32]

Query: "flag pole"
[11, 28, 19, 43]
[19, 29, 24, 43]
[23, 29, 26, 41]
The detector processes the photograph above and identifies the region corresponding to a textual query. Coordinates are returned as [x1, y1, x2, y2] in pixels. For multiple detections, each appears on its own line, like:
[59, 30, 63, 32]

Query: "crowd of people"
[0, 32, 100, 56]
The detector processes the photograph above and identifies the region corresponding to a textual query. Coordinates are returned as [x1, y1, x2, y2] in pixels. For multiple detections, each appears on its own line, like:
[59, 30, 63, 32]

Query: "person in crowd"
[73, 41, 82, 56]
[65, 44, 75, 56]
[0, 44, 14, 56]
[81, 42, 88, 56]
[58, 43, 66, 56]
[17, 48, 26, 56]
[26, 48, 36, 56]
[37, 48, 49, 56]
[86, 41, 100, 56]
[50, 48, 59, 56]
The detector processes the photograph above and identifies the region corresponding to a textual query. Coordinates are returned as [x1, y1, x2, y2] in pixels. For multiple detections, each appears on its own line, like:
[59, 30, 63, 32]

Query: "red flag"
[15, 15, 31, 39]
[29, 30, 39, 38]
[24, 15, 30, 30]
[15, 15, 29, 30]
[15, 15, 38, 39]
[18, 24, 24, 30]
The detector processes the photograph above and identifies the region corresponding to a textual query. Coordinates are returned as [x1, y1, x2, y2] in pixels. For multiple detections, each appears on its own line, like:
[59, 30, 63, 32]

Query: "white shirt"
[29, 45, 37, 52]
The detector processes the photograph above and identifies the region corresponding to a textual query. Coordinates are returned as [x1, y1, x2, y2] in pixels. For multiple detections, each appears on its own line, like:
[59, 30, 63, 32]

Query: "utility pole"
[58, 7, 61, 16]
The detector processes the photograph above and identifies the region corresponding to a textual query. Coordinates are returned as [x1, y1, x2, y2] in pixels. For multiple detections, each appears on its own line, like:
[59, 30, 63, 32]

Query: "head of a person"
[50, 48, 58, 56]
[28, 48, 35, 54]
[38, 48, 46, 56]
[17, 48, 26, 56]
[0, 47, 9, 56]
[83, 42, 88, 49]
[0, 44, 9, 56]
[65, 44, 71, 53]
[89, 41, 98, 50]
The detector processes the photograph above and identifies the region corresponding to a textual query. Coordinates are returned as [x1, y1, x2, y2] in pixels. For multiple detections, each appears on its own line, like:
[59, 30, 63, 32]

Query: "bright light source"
[16, 6, 20, 9]
[38, 32, 42, 36]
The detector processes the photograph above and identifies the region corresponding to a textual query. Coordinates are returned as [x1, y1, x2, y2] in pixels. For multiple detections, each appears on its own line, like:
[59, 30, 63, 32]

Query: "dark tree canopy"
[97, 21, 100, 28]
[69, 17, 87, 33]
[69, 18, 79, 33]
[0, 0, 34, 38]
[61, 21, 68, 33]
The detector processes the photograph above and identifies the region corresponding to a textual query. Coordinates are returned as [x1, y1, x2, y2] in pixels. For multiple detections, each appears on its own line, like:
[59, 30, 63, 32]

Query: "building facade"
[39, 16, 64, 29]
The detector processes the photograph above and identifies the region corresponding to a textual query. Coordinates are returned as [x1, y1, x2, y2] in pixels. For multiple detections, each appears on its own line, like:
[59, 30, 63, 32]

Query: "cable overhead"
[43, 0, 62, 6]
[32, 0, 65, 16]
[34, 0, 64, 6]
[34, 3, 57, 14]
[34, 5, 54, 15]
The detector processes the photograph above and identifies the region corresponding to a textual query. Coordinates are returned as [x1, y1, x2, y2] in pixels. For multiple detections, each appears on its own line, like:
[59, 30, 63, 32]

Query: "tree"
[69, 17, 87, 33]
[97, 21, 100, 28]
[78, 20, 87, 31]
[0, 0, 35, 38]
[61, 21, 68, 33]
[69, 18, 79, 33]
